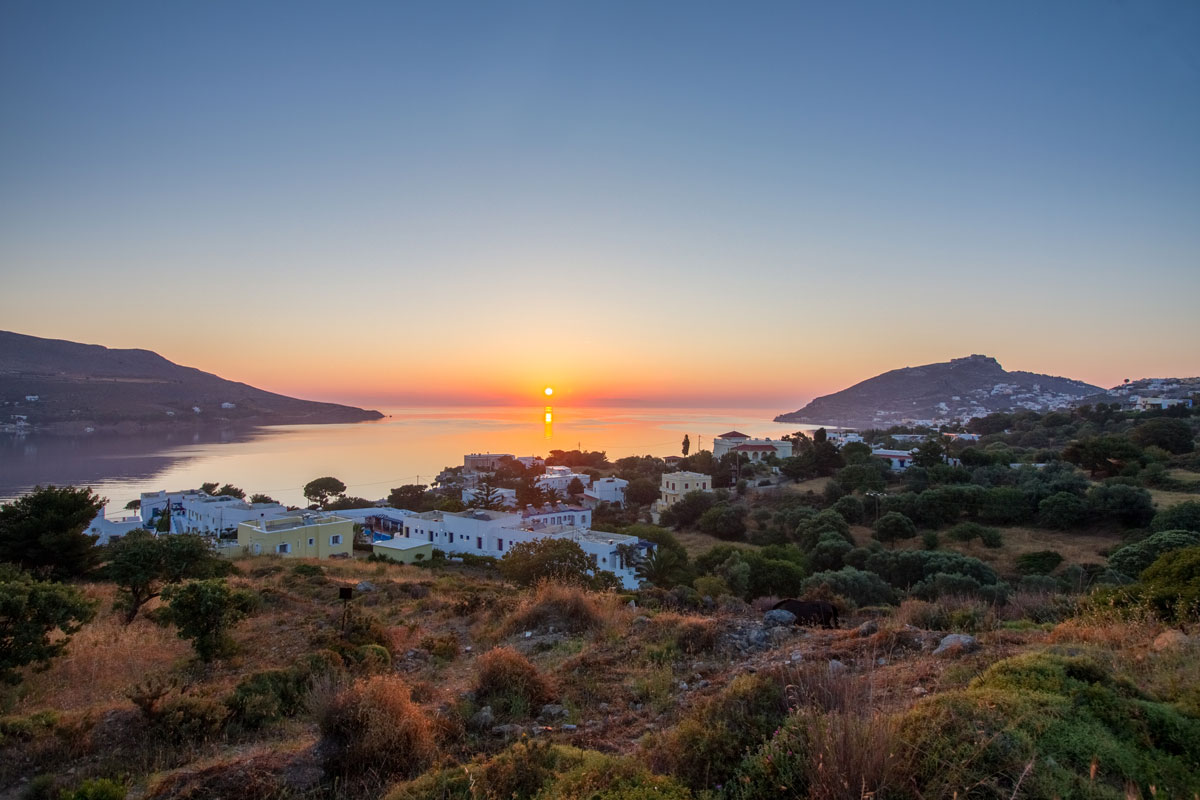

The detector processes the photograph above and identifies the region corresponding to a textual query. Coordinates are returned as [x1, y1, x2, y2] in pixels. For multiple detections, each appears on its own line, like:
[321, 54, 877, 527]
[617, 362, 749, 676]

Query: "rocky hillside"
[776, 354, 1102, 429]
[0, 331, 382, 433]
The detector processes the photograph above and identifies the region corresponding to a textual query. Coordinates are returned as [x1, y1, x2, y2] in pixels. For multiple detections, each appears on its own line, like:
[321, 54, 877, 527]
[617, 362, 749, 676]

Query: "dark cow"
[772, 598, 839, 629]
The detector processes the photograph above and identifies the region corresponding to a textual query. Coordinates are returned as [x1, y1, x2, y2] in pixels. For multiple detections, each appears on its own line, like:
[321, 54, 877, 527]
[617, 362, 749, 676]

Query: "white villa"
[1131, 396, 1194, 412]
[536, 465, 592, 494]
[86, 507, 144, 545]
[583, 476, 629, 507]
[139, 490, 289, 536]
[394, 506, 649, 588]
[712, 431, 793, 461]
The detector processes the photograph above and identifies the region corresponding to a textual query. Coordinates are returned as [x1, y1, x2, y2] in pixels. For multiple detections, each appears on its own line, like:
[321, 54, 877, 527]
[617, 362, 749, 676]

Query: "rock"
[539, 704, 568, 720]
[763, 609, 797, 627]
[855, 620, 879, 637]
[678, 682, 689, 691]
[876, 657, 887, 666]
[464, 645, 472, 653]
[1152, 630, 1191, 652]
[356, 580, 377, 592]
[524, 631, 533, 639]
[490, 724, 524, 737]
[912, 686, 928, 697]
[933, 633, 979, 657]
[767, 627, 792, 644]
[748, 629, 769, 649]
[469, 706, 495, 730]
[597, 702, 610, 712]
[828, 659, 847, 674]
[698, 680, 710, 689]
[561, 724, 577, 731]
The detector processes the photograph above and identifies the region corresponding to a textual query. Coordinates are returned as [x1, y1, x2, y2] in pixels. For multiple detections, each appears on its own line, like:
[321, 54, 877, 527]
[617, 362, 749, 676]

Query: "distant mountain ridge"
[775, 355, 1103, 429]
[0, 331, 382, 433]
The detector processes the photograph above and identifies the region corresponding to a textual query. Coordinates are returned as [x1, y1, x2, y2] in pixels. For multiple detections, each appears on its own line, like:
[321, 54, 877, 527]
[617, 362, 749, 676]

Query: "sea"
[0, 406, 817, 513]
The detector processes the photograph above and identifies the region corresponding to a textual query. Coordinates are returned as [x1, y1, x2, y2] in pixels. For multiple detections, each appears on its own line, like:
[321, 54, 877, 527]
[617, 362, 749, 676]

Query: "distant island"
[0, 331, 383, 434]
[776, 354, 1103, 429]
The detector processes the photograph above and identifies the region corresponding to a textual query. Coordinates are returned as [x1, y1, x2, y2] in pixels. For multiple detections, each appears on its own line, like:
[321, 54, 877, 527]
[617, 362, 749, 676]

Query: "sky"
[1, 0, 1197, 411]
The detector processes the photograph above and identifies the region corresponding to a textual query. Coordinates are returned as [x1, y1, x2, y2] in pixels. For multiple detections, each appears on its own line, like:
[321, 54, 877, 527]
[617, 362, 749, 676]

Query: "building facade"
[712, 431, 793, 460]
[236, 513, 355, 558]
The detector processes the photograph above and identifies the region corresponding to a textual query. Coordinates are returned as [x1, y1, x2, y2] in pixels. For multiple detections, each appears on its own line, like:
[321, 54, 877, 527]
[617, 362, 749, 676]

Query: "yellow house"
[237, 513, 354, 559]
[371, 537, 434, 564]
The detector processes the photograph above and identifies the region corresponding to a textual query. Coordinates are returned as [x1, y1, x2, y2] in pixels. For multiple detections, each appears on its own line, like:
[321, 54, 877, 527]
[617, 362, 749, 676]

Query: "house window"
[330, 535, 343, 546]
[497, 538, 504, 550]
[308, 538, 315, 546]
[449, 532, 454, 543]
[685, 483, 689, 490]
[276, 543, 290, 554]
[476, 536, 482, 550]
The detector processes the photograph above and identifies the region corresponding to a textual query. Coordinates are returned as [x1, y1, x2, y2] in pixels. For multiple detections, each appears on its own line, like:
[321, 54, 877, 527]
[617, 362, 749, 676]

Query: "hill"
[775, 354, 1102, 429]
[0, 331, 382, 433]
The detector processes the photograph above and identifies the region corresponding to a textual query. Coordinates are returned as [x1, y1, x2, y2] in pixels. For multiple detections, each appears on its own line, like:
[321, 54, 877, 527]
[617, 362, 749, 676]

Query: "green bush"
[1016, 550, 1064, 575]
[872, 512, 917, 545]
[800, 567, 895, 606]
[156, 694, 228, 744]
[897, 652, 1200, 799]
[1107, 530, 1200, 579]
[1086, 483, 1155, 527]
[645, 672, 787, 792]
[58, 778, 126, 800]
[226, 668, 310, 729]
[1150, 500, 1200, 533]
[1139, 546, 1200, 621]
[831, 495, 864, 524]
[1038, 492, 1088, 529]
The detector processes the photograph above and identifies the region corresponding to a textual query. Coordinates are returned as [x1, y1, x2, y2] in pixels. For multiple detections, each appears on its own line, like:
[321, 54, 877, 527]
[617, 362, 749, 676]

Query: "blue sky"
[1, 1, 1197, 406]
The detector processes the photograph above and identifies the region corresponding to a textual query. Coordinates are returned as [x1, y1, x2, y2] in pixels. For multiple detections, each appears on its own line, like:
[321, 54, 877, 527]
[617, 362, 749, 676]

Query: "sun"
[544, 386, 554, 397]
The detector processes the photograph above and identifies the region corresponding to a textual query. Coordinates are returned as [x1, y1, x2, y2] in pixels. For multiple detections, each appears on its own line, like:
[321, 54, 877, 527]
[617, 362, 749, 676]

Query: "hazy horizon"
[2, 2, 1197, 405]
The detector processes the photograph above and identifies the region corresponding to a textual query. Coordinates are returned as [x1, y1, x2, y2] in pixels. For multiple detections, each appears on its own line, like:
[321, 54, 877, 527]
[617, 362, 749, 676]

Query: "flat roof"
[374, 537, 433, 551]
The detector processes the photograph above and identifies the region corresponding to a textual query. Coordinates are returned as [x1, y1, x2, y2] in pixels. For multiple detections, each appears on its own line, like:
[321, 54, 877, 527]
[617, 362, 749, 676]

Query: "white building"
[516, 456, 545, 469]
[826, 429, 865, 447]
[583, 477, 629, 507]
[1131, 396, 1193, 411]
[536, 465, 592, 494]
[139, 490, 289, 536]
[461, 485, 519, 508]
[86, 507, 144, 545]
[712, 431, 793, 461]
[871, 449, 916, 471]
[394, 506, 648, 589]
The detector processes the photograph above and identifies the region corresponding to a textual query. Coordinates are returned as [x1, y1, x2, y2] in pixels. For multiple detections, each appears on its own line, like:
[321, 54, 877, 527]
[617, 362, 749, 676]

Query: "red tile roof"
[717, 430, 750, 439]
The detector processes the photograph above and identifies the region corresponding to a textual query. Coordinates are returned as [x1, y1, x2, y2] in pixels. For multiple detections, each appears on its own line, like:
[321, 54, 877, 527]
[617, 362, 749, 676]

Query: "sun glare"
[544, 386, 554, 397]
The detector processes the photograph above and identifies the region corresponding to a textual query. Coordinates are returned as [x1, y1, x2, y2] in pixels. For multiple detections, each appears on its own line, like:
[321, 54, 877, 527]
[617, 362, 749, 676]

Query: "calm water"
[0, 406, 812, 513]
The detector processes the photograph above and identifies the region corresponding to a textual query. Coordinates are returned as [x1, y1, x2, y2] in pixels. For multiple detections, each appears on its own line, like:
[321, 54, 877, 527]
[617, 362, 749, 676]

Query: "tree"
[467, 478, 505, 511]
[107, 531, 228, 624]
[124, 499, 141, 511]
[163, 579, 255, 662]
[1038, 492, 1088, 530]
[248, 494, 277, 505]
[873, 512, 917, 547]
[498, 539, 593, 587]
[198, 482, 219, 495]
[840, 442, 874, 465]
[625, 478, 660, 506]
[636, 548, 686, 588]
[515, 477, 545, 509]
[662, 490, 718, 528]
[214, 484, 246, 499]
[326, 496, 374, 511]
[1062, 436, 1142, 478]
[1151, 500, 1200, 533]
[542, 487, 563, 506]
[566, 477, 586, 496]
[1108, 530, 1200, 579]
[698, 505, 747, 541]
[1130, 418, 1195, 455]
[0, 485, 105, 580]
[389, 484, 431, 511]
[911, 438, 948, 469]
[0, 564, 96, 684]
[681, 435, 690, 457]
[304, 477, 347, 508]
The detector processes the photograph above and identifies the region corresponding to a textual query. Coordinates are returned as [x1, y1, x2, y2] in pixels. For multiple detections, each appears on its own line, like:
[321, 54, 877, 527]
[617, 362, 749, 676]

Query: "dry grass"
[1148, 485, 1200, 510]
[12, 584, 190, 715]
[500, 581, 627, 636]
[473, 647, 556, 717]
[673, 528, 756, 557]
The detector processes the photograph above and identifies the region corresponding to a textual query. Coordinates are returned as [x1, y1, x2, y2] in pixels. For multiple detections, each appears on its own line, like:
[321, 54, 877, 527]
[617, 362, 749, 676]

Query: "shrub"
[1087, 483, 1155, 527]
[947, 521, 993, 543]
[316, 674, 435, 786]
[831, 495, 864, 524]
[921, 530, 939, 550]
[978, 486, 1033, 525]
[697, 504, 747, 540]
[499, 539, 594, 587]
[1138, 546, 1200, 621]
[800, 567, 895, 607]
[1016, 550, 1064, 576]
[692, 575, 729, 598]
[471, 739, 585, 800]
[419, 632, 460, 661]
[865, 549, 999, 591]
[59, 778, 127, 800]
[473, 647, 555, 718]
[545, 750, 693, 800]
[502, 581, 604, 635]
[0, 564, 96, 684]
[1037, 491, 1087, 529]
[1151, 500, 1200, 533]
[979, 527, 1003, 548]
[226, 668, 310, 729]
[162, 579, 256, 662]
[156, 694, 228, 744]
[872, 512, 917, 546]
[674, 617, 718, 654]
[645, 673, 788, 792]
[1107, 530, 1200, 579]
[897, 653, 1200, 798]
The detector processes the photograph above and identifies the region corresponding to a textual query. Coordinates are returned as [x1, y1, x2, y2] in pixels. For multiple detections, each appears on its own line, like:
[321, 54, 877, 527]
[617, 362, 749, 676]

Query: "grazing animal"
[772, 598, 839, 629]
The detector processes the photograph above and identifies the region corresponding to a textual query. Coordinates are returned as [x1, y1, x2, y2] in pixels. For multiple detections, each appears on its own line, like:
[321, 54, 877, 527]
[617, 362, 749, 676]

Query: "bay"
[0, 406, 814, 512]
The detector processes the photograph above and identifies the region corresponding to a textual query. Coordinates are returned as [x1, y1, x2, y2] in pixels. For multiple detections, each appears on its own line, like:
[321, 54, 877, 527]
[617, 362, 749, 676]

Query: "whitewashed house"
[536, 465, 592, 494]
[712, 431, 793, 461]
[583, 477, 629, 507]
